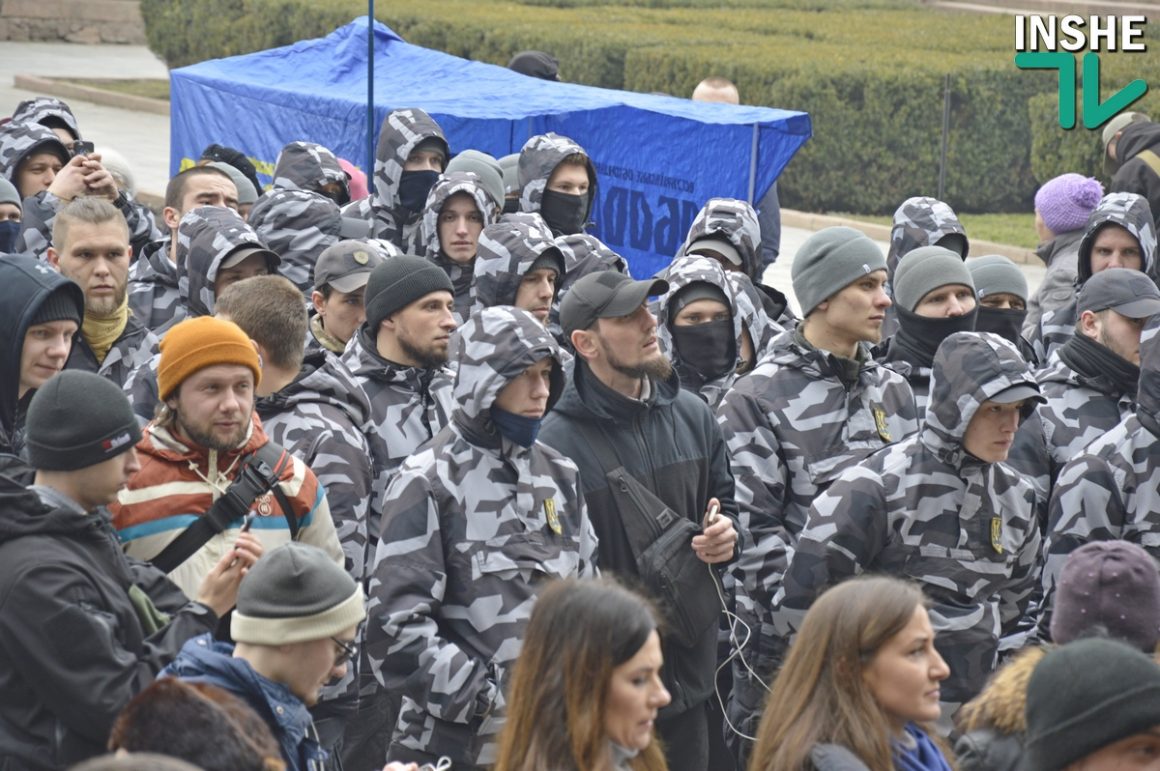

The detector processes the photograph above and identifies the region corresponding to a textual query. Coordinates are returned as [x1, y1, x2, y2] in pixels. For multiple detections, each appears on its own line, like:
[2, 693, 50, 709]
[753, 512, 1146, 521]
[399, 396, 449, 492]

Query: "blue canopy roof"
[171, 17, 811, 276]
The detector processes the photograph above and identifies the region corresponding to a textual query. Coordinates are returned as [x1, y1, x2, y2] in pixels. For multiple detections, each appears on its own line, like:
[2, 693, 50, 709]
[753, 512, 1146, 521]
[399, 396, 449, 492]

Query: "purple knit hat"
[1051, 540, 1160, 653]
[1035, 173, 1104, 235]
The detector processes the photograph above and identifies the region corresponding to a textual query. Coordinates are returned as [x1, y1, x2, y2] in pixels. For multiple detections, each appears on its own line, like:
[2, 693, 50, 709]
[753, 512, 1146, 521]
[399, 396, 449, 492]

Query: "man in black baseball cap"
[541, 270, 740, 771]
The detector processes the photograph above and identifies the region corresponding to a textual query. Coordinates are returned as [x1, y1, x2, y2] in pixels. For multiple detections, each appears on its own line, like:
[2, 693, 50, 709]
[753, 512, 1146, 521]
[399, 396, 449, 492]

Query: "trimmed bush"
[140, 0, 1156, 213]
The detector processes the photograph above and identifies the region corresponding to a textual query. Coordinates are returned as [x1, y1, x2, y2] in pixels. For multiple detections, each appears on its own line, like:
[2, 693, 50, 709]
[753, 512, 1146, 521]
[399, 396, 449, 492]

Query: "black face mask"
[672, 319, 737, 386]
[503, 196, 520, 215]
[397, 170, 440, 214]
[893, 305, 979, 369]
[540, 190, 588, 236]
[974, 306, 1027, 346]
[0, 220, 19, 254]
[321, 185, 350, 207]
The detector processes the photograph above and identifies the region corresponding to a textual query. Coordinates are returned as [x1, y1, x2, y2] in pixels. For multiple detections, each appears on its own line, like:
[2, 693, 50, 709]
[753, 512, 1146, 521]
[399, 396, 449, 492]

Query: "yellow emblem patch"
[872, 406, 892, 442]
[353, 249, 370, 265]
[991, 516, 1004, 554]
[544, 498, 562, 534]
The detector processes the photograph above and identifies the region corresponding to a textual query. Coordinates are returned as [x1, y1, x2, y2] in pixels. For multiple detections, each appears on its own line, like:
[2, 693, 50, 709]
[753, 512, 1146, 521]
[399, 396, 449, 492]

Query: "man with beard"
[109, 316, 343, 599]
[539, 270, 739, 771]
[46, 198, 156, 387]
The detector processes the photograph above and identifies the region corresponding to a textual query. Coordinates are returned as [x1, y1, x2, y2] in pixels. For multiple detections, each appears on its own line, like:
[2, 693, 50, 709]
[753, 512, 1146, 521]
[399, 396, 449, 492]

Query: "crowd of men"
[1, 78, 1160, 771]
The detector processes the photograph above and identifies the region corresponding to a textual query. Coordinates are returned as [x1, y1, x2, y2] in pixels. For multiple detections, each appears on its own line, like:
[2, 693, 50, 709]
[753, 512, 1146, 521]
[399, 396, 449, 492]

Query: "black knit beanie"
[364, 255, 454, 331]
[25, 370, 141, 471]
[30, 284, 83, 329]
[1024, 637, 1160, 770]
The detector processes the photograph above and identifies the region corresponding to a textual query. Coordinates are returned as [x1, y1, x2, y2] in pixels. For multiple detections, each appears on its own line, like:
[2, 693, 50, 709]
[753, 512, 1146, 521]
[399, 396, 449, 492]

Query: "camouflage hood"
[451, 306, 565, 424]
[416, 171, 499, 260]
[11, 97, 81, 141]
[654, 254, 743, 363]
[0, 121, 70, 187]
[726, 271, 784, 364]
[257, 348, 371, 432]
[680, 198, 762, 279]
[1076, 192, 1157, 283]
[248, 189, 342, 292]
[272, 141, 348, 199]
[887, 196, 969, 281]
[176, 206, 279, 317]
[470, 212, 563, 316]
[551, 233, 630, 330]
[517, 133, 596, 216]
[1137, 319, 1160, 421]
[372, 108, 449, 226]
[922, 332, 1041, 462]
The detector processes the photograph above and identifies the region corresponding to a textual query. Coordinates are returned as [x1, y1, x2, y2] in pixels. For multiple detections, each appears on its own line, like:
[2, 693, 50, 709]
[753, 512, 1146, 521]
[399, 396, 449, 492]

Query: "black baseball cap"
[1078, 268, 1160, 318]
[560, 270, 668, 335]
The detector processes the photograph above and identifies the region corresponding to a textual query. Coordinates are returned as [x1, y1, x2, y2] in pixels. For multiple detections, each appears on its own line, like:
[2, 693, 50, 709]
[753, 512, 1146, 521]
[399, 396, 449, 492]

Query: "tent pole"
[747, 123, 759, 203]
[367, 4, 375, 175]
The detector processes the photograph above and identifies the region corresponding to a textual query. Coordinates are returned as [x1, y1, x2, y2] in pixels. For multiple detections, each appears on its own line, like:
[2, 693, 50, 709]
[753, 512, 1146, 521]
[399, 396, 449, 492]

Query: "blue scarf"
[489, 405, 542, 447]
[894, 724, 953, 771]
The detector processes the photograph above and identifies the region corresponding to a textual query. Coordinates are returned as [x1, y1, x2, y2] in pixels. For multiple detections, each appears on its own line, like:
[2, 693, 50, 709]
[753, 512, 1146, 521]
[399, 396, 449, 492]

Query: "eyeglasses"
[331, 637, 357, 667]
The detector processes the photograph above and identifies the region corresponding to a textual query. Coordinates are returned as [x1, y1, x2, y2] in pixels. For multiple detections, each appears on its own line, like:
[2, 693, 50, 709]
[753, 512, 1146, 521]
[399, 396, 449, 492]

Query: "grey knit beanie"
[0, 177, 20, 211]
[364, 254, 454, 331]
[1024, 638, 1160, 771]
[232, 543, 365, 645]
[446, 150, 505, 210]
[1051, 540, 1160, 652]
[893, 245, 974, 312]
[208, 161, 258, 206]
[26, 370, 141, 472]
[791, 226, 886, 316]
[968, 254, 1028, 303]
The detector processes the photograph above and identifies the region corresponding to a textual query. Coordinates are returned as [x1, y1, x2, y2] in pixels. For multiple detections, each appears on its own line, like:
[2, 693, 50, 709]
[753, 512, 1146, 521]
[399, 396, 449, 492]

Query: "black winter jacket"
[0, 478, 217, 769]
[539, 360, 739, 714]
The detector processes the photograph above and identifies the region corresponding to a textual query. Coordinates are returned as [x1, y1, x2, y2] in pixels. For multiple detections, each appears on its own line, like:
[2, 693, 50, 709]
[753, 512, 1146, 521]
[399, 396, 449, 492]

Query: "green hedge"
[140, 0, 1157, 214]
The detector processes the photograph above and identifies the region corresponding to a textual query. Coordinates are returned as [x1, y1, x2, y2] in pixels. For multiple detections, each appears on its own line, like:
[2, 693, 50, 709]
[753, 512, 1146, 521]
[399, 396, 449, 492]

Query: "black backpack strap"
[150, 442, 296, 574]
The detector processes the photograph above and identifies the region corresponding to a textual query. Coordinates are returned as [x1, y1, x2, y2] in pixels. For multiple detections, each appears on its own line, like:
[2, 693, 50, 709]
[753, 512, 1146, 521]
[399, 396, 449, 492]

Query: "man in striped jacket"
[110, 315, 343, 598]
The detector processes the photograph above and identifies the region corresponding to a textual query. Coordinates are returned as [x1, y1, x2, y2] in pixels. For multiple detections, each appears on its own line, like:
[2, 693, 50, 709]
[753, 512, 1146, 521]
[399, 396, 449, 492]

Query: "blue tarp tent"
[171, 17, 811, 277]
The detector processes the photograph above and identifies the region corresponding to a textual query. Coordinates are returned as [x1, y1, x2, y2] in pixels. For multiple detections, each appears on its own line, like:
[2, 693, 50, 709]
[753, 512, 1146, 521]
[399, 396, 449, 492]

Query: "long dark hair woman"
[494, 577, 671, 771]
[749, 576, 955, 771]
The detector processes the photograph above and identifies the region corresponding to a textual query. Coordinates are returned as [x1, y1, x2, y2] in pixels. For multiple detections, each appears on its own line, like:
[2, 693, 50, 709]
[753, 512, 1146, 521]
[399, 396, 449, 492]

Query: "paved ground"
[2, 40, 1045, 311]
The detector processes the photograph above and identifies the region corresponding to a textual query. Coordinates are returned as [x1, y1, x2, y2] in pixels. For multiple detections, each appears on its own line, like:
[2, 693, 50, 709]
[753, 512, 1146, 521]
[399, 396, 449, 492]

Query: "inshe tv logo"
[1014, 15, 1148, 130]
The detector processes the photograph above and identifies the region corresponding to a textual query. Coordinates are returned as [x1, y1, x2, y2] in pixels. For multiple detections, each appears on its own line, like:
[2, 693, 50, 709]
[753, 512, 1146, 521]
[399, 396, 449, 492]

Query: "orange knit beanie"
[158, 316, 262, 400]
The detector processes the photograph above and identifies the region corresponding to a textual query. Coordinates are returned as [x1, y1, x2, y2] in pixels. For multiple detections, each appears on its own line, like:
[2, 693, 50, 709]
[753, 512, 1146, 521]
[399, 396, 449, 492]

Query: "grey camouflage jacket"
[415, 171, 499, 321]
[343, 108, 449, 250]
[1033, 193, 1158, 360]
[680, 197, 762, 280]
[727, 270, 784, 365]
[127, 238, 181, 332]
[1042, 329, 1160, 625]
[517, 133, 596, 221]
[470, 212, 562, 318]
[715, 328, 918, 667]
[884, 197, 969, 338]
[271, 140, 347, 200]
[653, 254, 745, 409]
[365, 306, 597, 767]
[65, 314, 157, 389]
[249, 189, 342, 293]
[781, 332, 1042, 709]
[1024, 229, 1083, 337]
[341, 326, 455, 541]
[256, 349, 374, 582]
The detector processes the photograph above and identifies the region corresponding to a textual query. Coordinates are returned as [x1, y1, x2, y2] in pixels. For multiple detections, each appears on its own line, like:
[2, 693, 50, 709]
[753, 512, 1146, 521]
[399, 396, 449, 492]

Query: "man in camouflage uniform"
[248, 188, 347, 294]
[1042, 317, 1160, 628]
[343, 108, 449, 250]
[517, 132, 597, 237]
[367, 305, 597, 769]
[214, 274, 373, 765]
[414, 171, 500, 318]
[680, 197, 794, 324]
[779, 331, 1043, 723]
[128, 166, 239, 332]
[123, 206, 280, 420]
[1035, 269, 1160, 490]
[308, 240, 390, 357]
[469, 212, 565, 327]
[45, 198, 156, 388]
[715, 227, 917, 756]
[270, 140, 351, 205]
[1033, 192, 1157, 360]
[882, 195, 970, 338]
[540, 270, 739, 771]
[653, 253, 747, 408]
